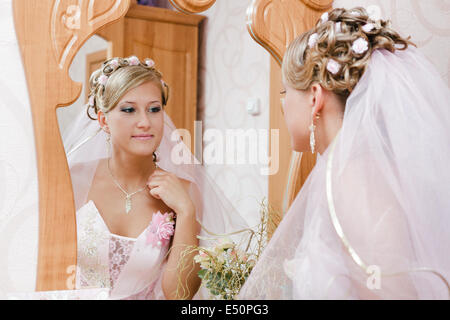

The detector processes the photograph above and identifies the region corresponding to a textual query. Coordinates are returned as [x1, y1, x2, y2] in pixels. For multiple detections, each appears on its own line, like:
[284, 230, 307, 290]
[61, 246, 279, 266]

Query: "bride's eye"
[148, 106, 162, 113]
[120, 106, 135, 113]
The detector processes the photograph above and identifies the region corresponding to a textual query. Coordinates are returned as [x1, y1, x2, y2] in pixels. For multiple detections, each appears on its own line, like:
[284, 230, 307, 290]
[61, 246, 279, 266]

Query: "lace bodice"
[76, 200, 171, 299]
[109, 234, 135, 289]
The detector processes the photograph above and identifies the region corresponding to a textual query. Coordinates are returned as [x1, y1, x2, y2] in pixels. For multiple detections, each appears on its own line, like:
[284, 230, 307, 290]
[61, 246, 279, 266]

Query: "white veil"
[238, 47, 450, 299]
[64, 110, 249, 241]
[63, 102, 251, 298]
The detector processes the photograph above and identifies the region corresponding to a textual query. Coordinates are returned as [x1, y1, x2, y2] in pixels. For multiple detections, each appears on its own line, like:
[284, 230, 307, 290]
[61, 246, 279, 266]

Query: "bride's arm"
[147, 172, 201, 299]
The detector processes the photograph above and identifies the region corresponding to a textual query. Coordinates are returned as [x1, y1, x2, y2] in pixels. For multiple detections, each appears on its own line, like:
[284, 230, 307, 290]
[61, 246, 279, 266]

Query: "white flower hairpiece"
[109, 59, 119, 68]
[321, 12, 329, 23]
[98, 74, 109, 86]
[335, 22, 341, 33]
[362, 23, 375, 33]
[308, 33, 319, 48]
[128, 56, 140, 66]
[326, 59, 341, 74]
[145, 58, 155, 67]
[352, 37, 369, 54]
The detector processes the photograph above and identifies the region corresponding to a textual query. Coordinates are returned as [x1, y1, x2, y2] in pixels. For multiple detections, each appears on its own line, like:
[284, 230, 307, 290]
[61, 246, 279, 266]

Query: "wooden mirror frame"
[246, 0, 332, 235]
[13, 0, 331, 292]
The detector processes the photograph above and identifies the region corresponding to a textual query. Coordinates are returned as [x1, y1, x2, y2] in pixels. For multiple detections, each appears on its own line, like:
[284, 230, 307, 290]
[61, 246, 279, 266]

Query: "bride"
[65, 56, 248, 299]
[239, 7, 450, 299]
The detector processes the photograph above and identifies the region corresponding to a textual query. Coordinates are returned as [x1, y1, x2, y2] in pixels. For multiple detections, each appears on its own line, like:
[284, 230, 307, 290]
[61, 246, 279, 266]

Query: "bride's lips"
[132, 134, 154, 140]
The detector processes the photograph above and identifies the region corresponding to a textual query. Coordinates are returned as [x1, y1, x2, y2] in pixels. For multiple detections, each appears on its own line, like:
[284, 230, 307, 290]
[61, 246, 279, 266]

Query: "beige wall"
[0, 0, 448, 298]
[196, 1, 270, 227]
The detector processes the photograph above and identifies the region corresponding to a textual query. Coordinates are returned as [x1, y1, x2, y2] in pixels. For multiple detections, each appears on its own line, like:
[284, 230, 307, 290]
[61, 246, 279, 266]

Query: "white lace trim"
[109, 235, 135, 289]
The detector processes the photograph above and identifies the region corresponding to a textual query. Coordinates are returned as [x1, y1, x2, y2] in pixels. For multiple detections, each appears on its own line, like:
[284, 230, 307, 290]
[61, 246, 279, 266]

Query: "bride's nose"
[137, 112, 151, 129]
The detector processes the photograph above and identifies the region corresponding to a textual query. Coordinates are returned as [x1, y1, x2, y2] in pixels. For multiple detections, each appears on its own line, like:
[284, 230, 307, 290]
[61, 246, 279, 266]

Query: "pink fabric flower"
[98, 74, 108, 86]
[110, 59, 119, 68]
[352, 37, 369, 54]
[308, 33, 319, 48]
[145, 59, 155, 67]
[146, 211, 175, 247]
[362, 23, 375, 33]
[128, 56, 140, 66]
[326, 59, 341, 75]
[335, 22, 341, 33]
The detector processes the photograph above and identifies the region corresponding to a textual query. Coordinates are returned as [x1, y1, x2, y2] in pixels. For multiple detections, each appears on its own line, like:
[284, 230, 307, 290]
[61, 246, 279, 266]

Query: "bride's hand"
[147, 169, 195, 218]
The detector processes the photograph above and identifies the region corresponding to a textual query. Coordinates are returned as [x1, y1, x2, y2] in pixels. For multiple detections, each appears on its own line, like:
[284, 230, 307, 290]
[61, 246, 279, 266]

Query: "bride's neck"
[315, 97, 344, 155]
[108, 152, 156, 190]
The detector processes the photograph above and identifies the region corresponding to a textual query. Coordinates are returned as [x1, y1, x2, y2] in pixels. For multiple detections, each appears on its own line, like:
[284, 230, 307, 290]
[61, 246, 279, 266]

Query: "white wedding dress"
[76, 200, 168, 299]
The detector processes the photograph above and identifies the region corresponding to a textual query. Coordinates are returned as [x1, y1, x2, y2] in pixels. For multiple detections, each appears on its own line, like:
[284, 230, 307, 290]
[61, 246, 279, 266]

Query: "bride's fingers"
[149, 186, 162, 199]
[147, 176, 170, 188]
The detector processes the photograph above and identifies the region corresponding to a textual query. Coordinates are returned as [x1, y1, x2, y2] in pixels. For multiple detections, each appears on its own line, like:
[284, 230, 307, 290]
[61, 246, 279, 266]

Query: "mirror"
[57, 35, 109, 141]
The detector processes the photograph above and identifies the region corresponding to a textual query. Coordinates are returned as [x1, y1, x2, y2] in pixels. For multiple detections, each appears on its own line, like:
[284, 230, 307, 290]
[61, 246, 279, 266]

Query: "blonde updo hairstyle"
[87, 56, 169, 120]
[282, 7, 414, 104]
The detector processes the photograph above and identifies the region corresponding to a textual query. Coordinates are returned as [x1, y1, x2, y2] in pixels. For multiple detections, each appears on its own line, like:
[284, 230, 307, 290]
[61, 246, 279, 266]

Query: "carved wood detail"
[168, 0, 216, 14]
[13, 0, 131, 291]
[246, 0, 332, 234]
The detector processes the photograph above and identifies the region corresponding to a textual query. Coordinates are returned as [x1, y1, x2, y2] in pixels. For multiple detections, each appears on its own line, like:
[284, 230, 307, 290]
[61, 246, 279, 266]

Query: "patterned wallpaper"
[196, 0, 270, 227]
[0, 0, 448, 298]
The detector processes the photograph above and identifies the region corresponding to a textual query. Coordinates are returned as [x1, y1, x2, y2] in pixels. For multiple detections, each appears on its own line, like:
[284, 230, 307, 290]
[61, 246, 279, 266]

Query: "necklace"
[107, 158, 148, 214]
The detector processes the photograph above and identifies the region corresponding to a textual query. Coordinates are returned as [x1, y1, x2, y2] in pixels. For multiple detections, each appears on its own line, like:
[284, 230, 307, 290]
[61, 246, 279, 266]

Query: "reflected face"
[281, 83, 312, 152]
[101, 81, 164, 158]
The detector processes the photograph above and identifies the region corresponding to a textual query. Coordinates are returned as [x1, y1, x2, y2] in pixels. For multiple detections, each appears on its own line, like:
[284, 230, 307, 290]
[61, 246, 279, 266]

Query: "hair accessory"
[110, 59, 119, 68]
[362, 23, 375, 33]
[326, 59, 341, 74]
[308, 33, 319, 48]
[352, 37, 369, 54]
[335, 22, 341, 33]
[98, 74, 109, 86]
[128, 56, 140, 66]
[145, 58, 155, 67]
[320, 12, 328, 23]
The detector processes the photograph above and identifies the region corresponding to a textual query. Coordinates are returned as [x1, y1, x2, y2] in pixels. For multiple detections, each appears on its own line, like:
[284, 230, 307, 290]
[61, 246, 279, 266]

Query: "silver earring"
[309, 122, 316, 154]
[309, 112, 320, 154]
[106, 133, 111, 156]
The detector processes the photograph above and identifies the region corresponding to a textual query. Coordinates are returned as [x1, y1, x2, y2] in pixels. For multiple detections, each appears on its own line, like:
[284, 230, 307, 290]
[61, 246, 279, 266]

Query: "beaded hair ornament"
[86, 55, 169, 120]
[306, 8, 380, 76]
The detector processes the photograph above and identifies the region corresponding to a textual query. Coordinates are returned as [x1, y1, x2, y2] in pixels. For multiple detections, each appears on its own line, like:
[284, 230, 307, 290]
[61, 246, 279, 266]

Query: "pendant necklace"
[107, 158, 148, 214]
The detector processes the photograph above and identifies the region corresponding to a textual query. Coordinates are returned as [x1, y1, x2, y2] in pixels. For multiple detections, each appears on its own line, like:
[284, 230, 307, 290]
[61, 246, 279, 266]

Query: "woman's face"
[100, 80, 164, 158]
[281, 82, 313, 152]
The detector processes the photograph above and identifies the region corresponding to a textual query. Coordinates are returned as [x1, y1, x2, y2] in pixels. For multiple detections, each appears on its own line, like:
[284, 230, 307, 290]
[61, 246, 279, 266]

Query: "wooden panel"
[13, 0, 131, 292]
[247, 0, 332, 234]
[85, 50, 108, 102]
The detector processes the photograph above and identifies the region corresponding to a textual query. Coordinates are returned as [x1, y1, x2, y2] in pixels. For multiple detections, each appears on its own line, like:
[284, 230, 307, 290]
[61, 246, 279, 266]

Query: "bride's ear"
[97, 110, 110, 134]
[310, 83, 324, 116]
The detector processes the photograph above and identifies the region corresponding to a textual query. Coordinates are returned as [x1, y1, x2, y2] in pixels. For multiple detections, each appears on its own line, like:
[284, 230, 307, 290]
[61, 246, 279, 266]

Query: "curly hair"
[282, 7, 415, 103]
[86, 56, 169, 120]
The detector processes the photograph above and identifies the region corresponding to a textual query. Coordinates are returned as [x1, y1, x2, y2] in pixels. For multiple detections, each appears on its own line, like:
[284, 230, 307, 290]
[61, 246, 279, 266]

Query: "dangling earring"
[309, 112, 321, 154]
[105, 132, 111, 157]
